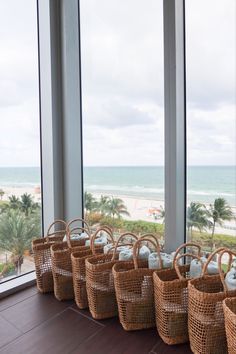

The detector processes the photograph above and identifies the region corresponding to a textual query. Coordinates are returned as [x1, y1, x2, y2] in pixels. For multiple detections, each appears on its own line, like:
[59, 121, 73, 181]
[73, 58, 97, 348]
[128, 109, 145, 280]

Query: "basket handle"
[67, 217, 90, 231]
[133, 237, 162, 270]
[66, 227, 91, 249]
[111, 232, 138, 261]
[140, 233, 160, 246]
[174, 253, 203, 281]
[172, 242, 201, 266]
[90, 227, 114, 255]
[46, 219, 67, 241]
[218, 249, 235, 293]
[100, 225, 113, 233]
[202, 247, 228, 276]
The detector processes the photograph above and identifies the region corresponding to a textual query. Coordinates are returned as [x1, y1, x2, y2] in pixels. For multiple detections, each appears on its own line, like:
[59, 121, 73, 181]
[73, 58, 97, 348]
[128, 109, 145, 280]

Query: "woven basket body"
[71, 227, 114, 309]
[32, 220, 66, 293]
[85, 232, 138, 320]
[113, 237, 162, 331]
[188, 248, 236, 354]
[223, 297, 236, 354]
[51, 220, 91, 301]
[153, 243, 202, 345]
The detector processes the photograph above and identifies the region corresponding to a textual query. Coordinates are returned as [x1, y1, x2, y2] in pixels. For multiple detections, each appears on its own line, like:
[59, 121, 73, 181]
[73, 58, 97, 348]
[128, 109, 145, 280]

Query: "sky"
[0, 0, 235, 167]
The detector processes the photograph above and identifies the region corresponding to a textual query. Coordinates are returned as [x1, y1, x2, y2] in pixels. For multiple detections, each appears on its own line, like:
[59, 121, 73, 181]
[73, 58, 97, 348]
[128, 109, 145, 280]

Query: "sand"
[1, 186, 235, 236]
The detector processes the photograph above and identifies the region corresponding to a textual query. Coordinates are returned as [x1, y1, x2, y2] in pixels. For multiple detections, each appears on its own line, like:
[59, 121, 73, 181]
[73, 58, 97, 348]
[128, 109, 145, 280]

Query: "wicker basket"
[32, 220, 67, 293]
[112, 237, 162, 331]
[51, 220, 92, 301]
[71, 227, 114, 309]
[223, 297, 236, 354]
[188, 248, 235, 354]
[153, 242, 202, 345]
[85, 232, 138, 320]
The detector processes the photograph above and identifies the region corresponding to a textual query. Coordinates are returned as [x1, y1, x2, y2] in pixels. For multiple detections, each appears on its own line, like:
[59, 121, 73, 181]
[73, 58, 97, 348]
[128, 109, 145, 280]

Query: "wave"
[0, 182, 39, 187]
[188, 190, 235, 197]
[85, 184, 164, 194]
[85, 184, 235, 198]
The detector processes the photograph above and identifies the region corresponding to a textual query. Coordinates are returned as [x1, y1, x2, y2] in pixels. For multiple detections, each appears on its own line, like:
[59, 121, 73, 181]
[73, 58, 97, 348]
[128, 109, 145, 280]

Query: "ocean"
[0, 166, 235, 206]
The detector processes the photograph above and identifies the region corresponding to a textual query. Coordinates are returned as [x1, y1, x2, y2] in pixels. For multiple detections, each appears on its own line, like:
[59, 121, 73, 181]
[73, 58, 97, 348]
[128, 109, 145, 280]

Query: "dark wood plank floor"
[0, 286, 192, 354]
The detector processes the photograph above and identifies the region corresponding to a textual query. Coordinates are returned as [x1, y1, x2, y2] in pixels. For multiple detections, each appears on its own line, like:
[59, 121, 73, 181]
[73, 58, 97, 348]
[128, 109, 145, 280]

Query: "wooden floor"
[0, 286, 192, 354]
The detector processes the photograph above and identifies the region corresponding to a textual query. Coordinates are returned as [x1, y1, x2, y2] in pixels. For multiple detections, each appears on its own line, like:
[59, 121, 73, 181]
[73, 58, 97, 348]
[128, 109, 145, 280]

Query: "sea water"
[0, 166, 235, 206]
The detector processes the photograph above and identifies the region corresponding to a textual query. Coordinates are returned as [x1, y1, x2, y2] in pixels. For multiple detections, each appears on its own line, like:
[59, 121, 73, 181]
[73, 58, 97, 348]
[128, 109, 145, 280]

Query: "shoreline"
[1, 186, 235, 236]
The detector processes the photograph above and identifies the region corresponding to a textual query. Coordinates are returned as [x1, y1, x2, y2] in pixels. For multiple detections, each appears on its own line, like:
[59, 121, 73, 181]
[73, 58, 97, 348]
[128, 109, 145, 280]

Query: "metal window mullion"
[163, 0, 186, 252]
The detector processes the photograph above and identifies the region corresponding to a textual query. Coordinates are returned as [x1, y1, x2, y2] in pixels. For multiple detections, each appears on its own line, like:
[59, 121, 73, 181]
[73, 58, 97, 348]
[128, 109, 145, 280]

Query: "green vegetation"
[208, 198, 234, 250]
[187, 198, 234, 248]
[192, 231, 236, 252]
[0, 189, 5, 200]
[84, 192, 129, 225]
[85, 192, 235, 252]
[0, 194, 41, 278]
[187, 202, 209, 240]
[0, 262, 15, 277]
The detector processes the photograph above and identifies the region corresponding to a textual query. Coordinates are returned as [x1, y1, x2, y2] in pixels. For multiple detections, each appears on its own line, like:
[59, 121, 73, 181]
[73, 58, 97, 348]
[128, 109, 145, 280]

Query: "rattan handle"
[67, 217, 90, 231]
[174, 253, 203, 281]
[111, 232, 138, 261]
[46, 219, 67, 241]
[66, 227, 91, 249]
[107, 243, 134, 255]
[100, 225, 113, 233]
[140, 233, 160, 246]
[133, 237, 162, 270]
[90, 227, 114, 255]
[218, 249, 235, 293]
[202, 247, 227, 276]
[172, 242, 201, 266]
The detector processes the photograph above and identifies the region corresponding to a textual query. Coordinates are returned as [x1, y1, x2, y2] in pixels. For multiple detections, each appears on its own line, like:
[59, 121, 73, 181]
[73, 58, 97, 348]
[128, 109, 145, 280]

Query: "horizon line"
[0, 165, 236, 168]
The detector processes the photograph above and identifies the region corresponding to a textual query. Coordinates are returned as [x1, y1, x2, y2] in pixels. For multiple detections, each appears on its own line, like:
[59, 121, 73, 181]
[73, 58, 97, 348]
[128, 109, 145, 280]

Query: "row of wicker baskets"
[32, 222, 236, 353]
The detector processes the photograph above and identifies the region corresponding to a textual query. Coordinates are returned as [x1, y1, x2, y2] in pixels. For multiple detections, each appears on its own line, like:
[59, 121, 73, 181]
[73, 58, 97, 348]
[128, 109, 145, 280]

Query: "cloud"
[0, 0, 235, 168]
[0, 0, 40, 167]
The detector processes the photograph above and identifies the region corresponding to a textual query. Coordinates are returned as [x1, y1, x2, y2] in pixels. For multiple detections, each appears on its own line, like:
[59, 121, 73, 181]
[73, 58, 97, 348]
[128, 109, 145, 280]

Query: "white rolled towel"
[189, 259, 203, 278]
[103, 244, 128, 255]
[119, 245, 150, 261]
[170, 252, 183, 265]
[148, 252, 173, 269]
[85, 235, 107, 247]
[63, 232, 88, 242]
[119, 248, 133, 261]
[138, 245, 151, 260]
[225, 268, 236, 290]
[200, 256, 219, 275]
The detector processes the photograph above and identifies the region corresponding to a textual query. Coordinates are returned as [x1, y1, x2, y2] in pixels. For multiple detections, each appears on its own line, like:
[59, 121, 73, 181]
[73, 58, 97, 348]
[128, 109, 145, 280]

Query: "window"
[0, 0, 41, 282]
[80, 0, 165, 243]
[186, 0, 236, 251]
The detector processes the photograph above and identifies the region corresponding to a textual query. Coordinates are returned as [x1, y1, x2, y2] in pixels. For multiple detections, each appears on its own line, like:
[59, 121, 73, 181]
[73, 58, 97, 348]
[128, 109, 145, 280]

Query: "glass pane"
[0, 0, 41, 282]
[81, 0, 165, 244]
[186, 0, 236, 251]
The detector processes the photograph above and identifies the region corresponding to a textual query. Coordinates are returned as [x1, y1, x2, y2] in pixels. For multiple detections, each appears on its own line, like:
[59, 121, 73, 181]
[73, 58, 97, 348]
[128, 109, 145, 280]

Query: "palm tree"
[209, 198, 234, 250]
[84, 191, 97, 214]
[9, 195, 20, 209]
[0, 189, 5, 200]
[160, 206, 165, 223]
[20, 193, 38, 216]
[106, 196, 130, 220]
[98, 195, 110, 215]
[0, 209, 40, 275]
[187, 202, 209, 241]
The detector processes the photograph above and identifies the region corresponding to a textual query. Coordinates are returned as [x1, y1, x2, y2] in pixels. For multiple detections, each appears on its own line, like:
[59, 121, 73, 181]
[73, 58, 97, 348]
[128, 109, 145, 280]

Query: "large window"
[186, 0, 236, 250]
[80, 0, 165, 243]
[0, 0, 41, 282]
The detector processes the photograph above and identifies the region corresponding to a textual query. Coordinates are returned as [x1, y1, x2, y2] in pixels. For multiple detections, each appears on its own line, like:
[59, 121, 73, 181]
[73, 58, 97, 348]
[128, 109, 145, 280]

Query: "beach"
[1, 185, 235, 236]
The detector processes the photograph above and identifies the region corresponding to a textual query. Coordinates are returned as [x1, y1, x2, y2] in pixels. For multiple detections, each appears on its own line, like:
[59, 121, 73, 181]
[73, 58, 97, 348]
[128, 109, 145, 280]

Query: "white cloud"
[0, 0, 40, 167]
[0, 0, 235, 167]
